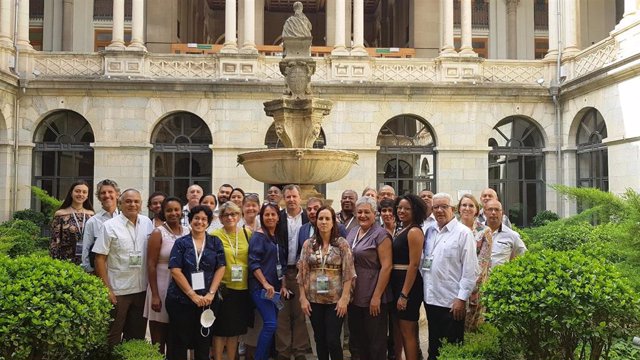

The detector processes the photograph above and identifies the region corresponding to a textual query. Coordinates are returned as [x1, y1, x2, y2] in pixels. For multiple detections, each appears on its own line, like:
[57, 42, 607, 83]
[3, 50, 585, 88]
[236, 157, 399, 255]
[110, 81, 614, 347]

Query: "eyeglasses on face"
[221, 213, 239, 218]
[432, 205, 452, 211]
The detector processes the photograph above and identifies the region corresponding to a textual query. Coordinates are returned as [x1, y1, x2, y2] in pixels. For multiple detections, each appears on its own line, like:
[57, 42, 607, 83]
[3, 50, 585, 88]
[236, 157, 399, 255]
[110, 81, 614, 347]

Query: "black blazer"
[277, 208, 309, 263]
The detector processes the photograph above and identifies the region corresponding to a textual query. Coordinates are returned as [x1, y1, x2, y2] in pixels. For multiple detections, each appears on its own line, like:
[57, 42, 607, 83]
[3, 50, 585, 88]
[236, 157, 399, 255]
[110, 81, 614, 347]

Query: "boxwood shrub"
[0, 255, 111, 360]
[112, 340, 163, 360]
[483, 250, 640, 360]
[0, 219, 48, 258]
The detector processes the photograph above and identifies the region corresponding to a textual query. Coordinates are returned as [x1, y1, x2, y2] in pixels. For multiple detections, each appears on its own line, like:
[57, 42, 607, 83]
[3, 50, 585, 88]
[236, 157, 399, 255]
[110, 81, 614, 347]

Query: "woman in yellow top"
[210, 202, 252, 360]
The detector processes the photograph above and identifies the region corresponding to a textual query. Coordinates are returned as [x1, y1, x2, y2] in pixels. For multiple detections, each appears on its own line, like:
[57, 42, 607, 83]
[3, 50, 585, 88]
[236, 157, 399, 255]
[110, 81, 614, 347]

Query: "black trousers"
[309, 302, 344, 360]
[348, 303, 389, 360]
[166, 297, 211, 360]
[425, 304, 465, 360]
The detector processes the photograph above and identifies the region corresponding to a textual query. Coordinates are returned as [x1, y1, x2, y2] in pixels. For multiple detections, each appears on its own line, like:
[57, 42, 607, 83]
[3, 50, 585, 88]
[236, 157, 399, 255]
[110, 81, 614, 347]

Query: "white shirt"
[92, 213, 154, 296]
[181, 204, 191, 228]
[490, 224, 527, 268]
[421, 214, 436, 235]
[286, 209, 303, 265]
[422, 217, 478, 308]
[81, 208, 119, 272]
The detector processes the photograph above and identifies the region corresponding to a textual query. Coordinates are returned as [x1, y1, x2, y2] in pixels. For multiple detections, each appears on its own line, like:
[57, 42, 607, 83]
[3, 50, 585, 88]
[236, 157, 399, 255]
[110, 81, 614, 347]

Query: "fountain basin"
[238, 148, 358, 185]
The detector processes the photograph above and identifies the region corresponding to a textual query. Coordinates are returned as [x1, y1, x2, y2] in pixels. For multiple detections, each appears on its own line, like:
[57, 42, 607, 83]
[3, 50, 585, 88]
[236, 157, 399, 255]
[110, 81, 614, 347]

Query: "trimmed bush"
[0, 255, 111, 360]
[531, 210, 560, 227]
[12, 209, 48, 229]
[0, 219, 48, 258]
[483, 250, 640, 360]
[112, 340, 163, 360]
[520, 221, 593, 252]
[437, 323, 522, 360]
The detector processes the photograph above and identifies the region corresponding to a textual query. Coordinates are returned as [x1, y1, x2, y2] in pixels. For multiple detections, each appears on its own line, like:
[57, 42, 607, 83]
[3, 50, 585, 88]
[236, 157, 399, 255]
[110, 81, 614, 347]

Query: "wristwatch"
[399, 292, 408, 300]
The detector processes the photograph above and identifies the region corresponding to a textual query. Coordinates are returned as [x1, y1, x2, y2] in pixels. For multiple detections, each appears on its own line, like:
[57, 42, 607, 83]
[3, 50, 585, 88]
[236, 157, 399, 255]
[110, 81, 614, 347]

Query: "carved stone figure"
[282, 2, 312, 39]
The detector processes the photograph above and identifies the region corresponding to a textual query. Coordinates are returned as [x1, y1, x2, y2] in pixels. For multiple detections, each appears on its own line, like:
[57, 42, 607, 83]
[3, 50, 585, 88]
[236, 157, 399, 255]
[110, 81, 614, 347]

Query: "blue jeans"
[251, 289, 279, 360]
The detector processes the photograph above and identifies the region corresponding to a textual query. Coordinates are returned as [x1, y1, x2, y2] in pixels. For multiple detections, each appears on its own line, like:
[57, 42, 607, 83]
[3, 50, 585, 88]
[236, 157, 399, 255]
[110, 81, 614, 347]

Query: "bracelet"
[399, 292, 408, 300]
[208, 290, 216, 295]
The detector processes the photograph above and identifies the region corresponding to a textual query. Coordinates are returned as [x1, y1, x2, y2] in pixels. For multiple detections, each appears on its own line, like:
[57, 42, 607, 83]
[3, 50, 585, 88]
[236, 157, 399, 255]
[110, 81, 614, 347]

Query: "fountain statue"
[237, 2, 359, 200]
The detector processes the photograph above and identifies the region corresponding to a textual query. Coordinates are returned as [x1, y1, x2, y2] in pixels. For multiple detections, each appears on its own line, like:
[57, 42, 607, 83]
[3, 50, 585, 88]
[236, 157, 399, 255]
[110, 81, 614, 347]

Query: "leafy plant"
[483, 250, 640, 360]
[438, 323, 523, 360]
[112, 340, 163, 360]
[12, 209, 48, 229]
[520, 221, 593, 252]
[30, 186, 63, 221]
[0, 255, 111, 360]
[0, 219, 48, 258]
[531, 210, 560, 227]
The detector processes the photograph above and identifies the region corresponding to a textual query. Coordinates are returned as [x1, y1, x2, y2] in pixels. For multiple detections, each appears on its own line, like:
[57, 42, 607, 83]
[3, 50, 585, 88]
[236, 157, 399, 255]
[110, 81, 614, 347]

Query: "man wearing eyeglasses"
[422, 192, 478, 360]
[477, 188, 512, 228]
[484, 199, 527, 268]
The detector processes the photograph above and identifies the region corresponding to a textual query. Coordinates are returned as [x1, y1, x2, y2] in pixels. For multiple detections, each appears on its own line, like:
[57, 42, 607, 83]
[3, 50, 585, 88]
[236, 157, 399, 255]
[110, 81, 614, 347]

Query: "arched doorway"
[32, 110, 95, 201]
[488, 116, 545, 227]
[576, 108, 608, 191]
[151, 112, 212, 202]
[377, 115, 436, 195]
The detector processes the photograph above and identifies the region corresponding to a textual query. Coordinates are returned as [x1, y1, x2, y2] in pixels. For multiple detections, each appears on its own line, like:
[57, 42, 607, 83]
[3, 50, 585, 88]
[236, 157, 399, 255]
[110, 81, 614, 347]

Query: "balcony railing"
[169, 43, 417, 58]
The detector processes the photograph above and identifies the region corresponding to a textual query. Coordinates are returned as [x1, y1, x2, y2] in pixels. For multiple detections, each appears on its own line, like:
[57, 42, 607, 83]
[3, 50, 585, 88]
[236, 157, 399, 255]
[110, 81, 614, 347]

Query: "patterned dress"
[466, 221, 493, 331]
[49, 211, 92, 264]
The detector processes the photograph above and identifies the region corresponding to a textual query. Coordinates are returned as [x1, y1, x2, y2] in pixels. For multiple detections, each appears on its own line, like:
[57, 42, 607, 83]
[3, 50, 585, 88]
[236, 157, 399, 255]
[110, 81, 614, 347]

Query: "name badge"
[129, 251, 142, 268]
[421, 255, 434, 271]
[192, 271, 205, 290]
[276, 264, 284, 280]
[316, 274, 329, 294]
[231, 265, 243, 282]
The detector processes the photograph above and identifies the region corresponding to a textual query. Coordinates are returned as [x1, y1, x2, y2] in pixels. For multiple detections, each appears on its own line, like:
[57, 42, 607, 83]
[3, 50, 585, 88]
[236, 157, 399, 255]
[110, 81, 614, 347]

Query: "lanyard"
[318, 242, 330, 271]
[126, 220, 139, 252]
[72, 211, 86, 238]
[425, 226, 443, 257]
[224, 227, 240, 259]
[344, 215, 355, 230]
[193, 236, 205, 271]
[352, 226, 370, 250]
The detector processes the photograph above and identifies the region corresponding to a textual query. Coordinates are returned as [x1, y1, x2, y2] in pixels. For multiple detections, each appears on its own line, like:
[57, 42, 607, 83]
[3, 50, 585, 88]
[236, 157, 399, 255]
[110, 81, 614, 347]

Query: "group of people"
[49, 179, 527, 360]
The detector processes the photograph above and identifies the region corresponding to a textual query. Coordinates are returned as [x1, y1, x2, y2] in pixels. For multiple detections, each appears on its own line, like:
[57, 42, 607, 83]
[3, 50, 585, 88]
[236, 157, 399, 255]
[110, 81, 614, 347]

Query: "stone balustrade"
[9, 36, 623, 87]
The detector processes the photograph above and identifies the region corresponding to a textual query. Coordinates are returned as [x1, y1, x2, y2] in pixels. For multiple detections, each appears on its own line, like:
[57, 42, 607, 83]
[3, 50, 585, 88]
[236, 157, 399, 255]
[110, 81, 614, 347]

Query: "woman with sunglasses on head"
[297, 206, 355, 360]
[145, 196, 190, 356]
[166, 205, 226, 360]
[248, 203, 288, 360]
[209, 202, 253, 360]
[239, 193, 261, 232]
[50, 180, 95, 263]
[390, 194, 427, 360]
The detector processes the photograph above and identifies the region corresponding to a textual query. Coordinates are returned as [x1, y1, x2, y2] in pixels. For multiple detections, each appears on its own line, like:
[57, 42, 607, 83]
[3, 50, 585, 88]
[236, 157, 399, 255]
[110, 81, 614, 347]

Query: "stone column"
[459, 0, 476, 56]
[241, 0, 257, 53]
[61, 0, 73, 51]
[16, 0, 33, 50]
[255, 0, 264, 46]
[331, 0, 348, 55]
[351, 0, 366, 55]
[107, 0, 125, 49]
[506, 0, 518, 59]
[221, 0, 238, 53]
[545, 0, 558, 59]
[129, 0, 146, 50]
[563, 0, 579, 56]
[440, 0, 456, 55]
[0, 0, 13, 47]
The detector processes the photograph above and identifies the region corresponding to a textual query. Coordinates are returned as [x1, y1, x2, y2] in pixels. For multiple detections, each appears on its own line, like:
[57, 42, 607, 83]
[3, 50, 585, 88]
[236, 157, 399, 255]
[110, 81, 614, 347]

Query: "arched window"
[377, 115, 436, 195]
[33, 110, 95, 200]
[576, 108, 608, 191]
[151, 113, 212, 201]
[488, 116, 545, 227]
[263, 123, 327, 195]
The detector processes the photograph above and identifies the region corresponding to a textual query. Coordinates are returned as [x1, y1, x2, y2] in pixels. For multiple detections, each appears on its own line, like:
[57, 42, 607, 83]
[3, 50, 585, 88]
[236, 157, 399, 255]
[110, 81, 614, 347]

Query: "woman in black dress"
[390, 194, 427, 360]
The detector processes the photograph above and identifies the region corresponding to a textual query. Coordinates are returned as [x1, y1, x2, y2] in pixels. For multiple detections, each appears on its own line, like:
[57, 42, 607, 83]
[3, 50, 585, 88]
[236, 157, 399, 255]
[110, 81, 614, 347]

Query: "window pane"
[153, 153, 172, 177]
[154, 180, 171, 196]
[174, 153, 190, 177]
[192, 153, 211, 177]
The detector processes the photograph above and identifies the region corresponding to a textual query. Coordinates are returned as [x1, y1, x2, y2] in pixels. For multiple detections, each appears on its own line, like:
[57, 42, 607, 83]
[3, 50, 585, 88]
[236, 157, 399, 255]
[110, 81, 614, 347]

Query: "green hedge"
[0, 255, 111, 360]
[112, 340, 163, 360]
[483, 250, 640, 360]
[437, 323, 522, 360]
[0, 219, 48, 258]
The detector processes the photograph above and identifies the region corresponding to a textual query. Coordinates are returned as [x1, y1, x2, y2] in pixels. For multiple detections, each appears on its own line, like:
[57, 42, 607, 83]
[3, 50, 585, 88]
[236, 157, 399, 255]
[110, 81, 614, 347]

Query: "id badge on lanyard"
[316, 274, 329, 293]
[231, 265, 243, 282]
[421, 255, 434, 271]
[129, 250, 143, 268]
[192, 237, 206, 290]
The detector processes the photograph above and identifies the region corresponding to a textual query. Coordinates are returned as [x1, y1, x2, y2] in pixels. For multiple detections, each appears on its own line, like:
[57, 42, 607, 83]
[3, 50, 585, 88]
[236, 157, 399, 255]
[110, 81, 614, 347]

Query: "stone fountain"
[237, 2, 358, 200]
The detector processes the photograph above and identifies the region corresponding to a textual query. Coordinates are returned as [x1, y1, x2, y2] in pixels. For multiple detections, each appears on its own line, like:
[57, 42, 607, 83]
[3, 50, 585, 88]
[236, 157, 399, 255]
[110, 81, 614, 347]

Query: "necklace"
[72, 206, 84, 211]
